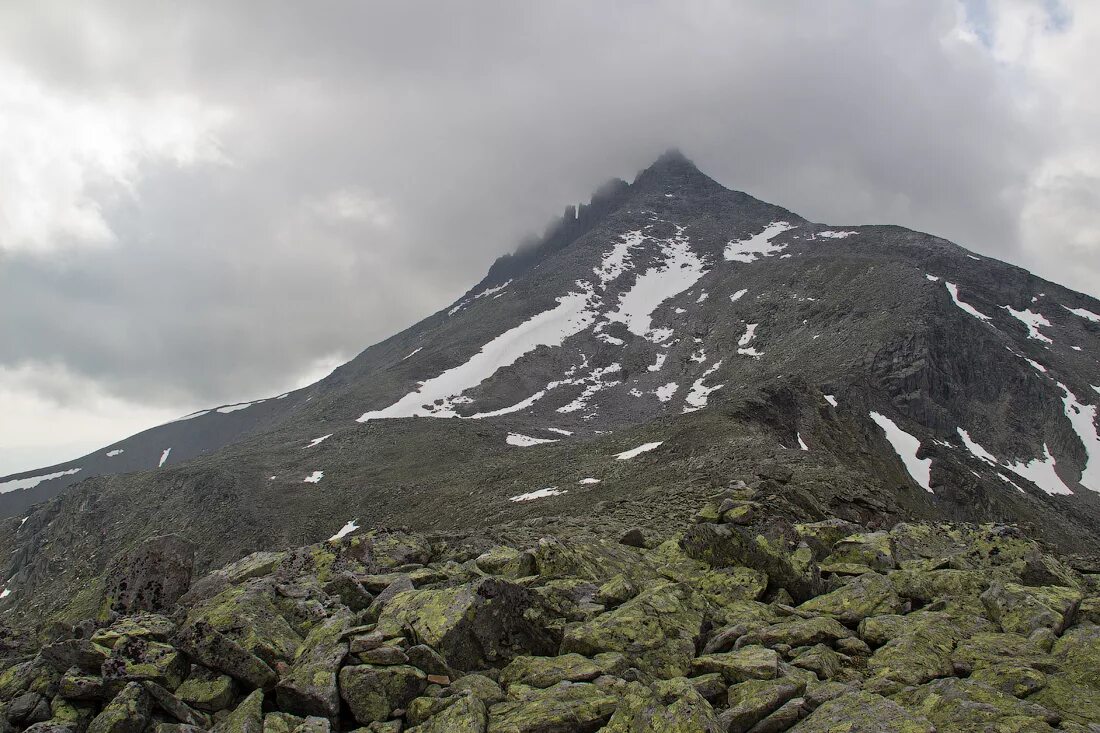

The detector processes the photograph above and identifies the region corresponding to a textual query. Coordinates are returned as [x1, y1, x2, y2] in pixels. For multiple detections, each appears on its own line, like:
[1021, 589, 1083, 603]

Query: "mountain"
[3, 150, 1100, 630]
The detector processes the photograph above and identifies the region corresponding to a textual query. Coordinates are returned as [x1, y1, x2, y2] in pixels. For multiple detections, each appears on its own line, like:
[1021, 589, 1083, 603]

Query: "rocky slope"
[0, 488, 1098, 732]
[2, 150, 1099, 651]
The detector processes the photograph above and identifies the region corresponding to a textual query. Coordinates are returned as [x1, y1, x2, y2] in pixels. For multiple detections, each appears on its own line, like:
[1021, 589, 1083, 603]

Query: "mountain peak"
[633, 148, 721, 192]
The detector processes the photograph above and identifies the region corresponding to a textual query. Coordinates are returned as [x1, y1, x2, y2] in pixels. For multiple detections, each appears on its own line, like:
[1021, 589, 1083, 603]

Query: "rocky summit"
[1, 151, 1099, 730]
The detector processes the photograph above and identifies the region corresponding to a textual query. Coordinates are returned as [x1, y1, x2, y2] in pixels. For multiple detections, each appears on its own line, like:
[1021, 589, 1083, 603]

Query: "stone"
[101, 635, 189, 694]
[87, 681, 152, 733]
[142, 681, 212, 727]
[721, 679, 806, 733]
[594, 575, 637, 608]
[737, 617, 851, 650]
[604, 678, 722, 732]
[980, 582, 1083, 635]
[823, 532, 895, 571]
[186, 582, 303, 666]
[406, 693, 487, 732]
[894, 677, 1059, 732]
[101, 534, 196, 618]
[59, 667, 105, 700]
[261, 712, 304, 733]
[175, 666, 237, 712]
[499, 654, 603, 689]
[475, 547, 535, 579]
[790, 644, 843, 680]
[486, 682, 617, 733]
[450, 674, 506, 705]
[7, 692, 50, 724]
[212, 689, 264, 733]
[173, 621, 277, 690]
[796, 573, 904, 624]
[788, 691, 934, 733]
[560, 582, 705, 678]
[746, 697, 805, 733]
[91, 614, 178, 648]
[40, 639, 111, 673]
[375, 578, 555, 671]
[275, 610, 351, 717]
[339, 664, 427, 725]
[691, 646, 778, 683]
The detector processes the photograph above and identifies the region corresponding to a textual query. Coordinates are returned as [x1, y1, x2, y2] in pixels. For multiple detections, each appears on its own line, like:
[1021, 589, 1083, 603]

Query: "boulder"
[560, 582, 705, 678]
[86, 681, 152, 733]
[691, 646, 778, 683]
[721, 679, 806, 733]
[406, 693, 487, 733]
[604, 678, 722, 732]
[737, 617, 852, 650]
[212, 689, 264, 733]
[173, 621, 277, 690]
[174, 665, 237, 712]
[486, 682, 617, 733]
[338, 664, 426, 725]
[476, 547, 535, 579]
[101, 534, 196, 618]
[980, 582, 1082, 635]
[822, 532, 895, 571]
[275, 610, 351, 717]
[375, 578, 556, 670]
[797, 573, 904, 623]
[101, 635, 189, 694]
[894, 677, 1059, 732]
[788, 691, 933, 733]
[499, 654, 604, 689]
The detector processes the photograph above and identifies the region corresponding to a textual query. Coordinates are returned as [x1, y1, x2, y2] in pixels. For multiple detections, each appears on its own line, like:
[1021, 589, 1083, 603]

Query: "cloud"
[0, 0, 1096, 472]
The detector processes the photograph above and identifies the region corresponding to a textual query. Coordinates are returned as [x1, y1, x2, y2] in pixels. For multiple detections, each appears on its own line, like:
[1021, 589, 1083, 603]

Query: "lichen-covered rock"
[173, 621, 277, 690]
[691, 646, 778, 683]
[142, 681, 212, 727]
[980, 582, 1082, 635]
[275, 610, 351, 717]
[486, 681, 618, 733]
[894, 677, 1059, 733]
[721, 678, 806, 733]
[7, 691, 51, 724]
[375, 578, 555, 671]
[560, 582, 705, 678]
[185, 582, 303, 666]
[790, 644, 843, 680]
[604, 677, 722, 732]
[680, 524, 822, 603]
[476, 547, 535, 579]
[338, 664, 426, 725]
[797, 573, 904, 623]
[100, 535, 195, 619]
[86, 681, 152, 733]
[595, 575, 638, 608]
[90, 614, 177, 649]
[1030, 675, 1100, 726]
[737, 617, 851, 650]
[260, 712, 304, 733]
[450, 674, 506, 705]
[58, 667, 105, 701]
[533, 537, 652, 585]
[788, 691, 933, 733]
[823, 532, 895, 571]
[212, 688, 263, 733]
[174, 665, 237, 712]
[101, 635, 189, 694]
[407, 693, 487, 732]
[888, 569, 989, 610]
[1048, 624, 1100, 690]
[499, 654, 603, 689]
[40, 639, 111, 673]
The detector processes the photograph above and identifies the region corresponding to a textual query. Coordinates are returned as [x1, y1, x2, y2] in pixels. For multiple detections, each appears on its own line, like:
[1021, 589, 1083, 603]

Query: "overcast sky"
[1, 0, 1098, 475]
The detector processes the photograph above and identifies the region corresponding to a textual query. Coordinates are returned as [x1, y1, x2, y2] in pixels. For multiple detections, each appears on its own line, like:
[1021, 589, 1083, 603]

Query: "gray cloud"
[0, 1, 1096, 444]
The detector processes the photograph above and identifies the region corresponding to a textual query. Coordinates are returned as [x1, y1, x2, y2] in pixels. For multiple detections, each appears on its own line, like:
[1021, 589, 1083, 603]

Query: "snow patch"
[303, 470, 324, 484]
[1025, 359, 1048, 374]
[730, 289, 748, 303]
[0, 589, 9, 600]
[579, 478, 601, 484]
[724, 221, 795, 262]
[655, 382, 679, 402]
[358, 288, 597, 421]
[816, 230, 856, 238]
[557, 364, 622, 414]
[925, 274, 940, 282]
[306, 434, 333, 448]
[1003, 306, 1052, 343]
[1058, 383, 1099, 492]
[217, 402, 255, 414]
[696, 292, 709, 303]
[1064, 305, 1100, 323]
[605, 226, 707, 342]
[615, 441, 663, 460]
[1005, 446, 1073, 496]
[797, 433, 810, 451]
[869, 412, 933, 492]
[944, 282, 991, 321]
[470, 390, 547, 419]
[0, 468, 83, 495]
[957, 428, 997, 464]
[510, 487, 566, 502]
[106, 449, 124, 457]
[402, 347, 423, 360]
[737, 323, 763, 358]
[173, 409, 210, 422]
[329, 519, 359, 541]
[506, 433, 559, 447]
[595, 231, 641, 285]
[158, 448, 171, 468]
[683, 361, 723, 413]
[648, 353, 667, 372]
[824, 394, 838, 407]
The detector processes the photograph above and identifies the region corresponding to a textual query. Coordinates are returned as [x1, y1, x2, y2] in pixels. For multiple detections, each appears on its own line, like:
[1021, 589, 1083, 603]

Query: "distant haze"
[1, 1, 1098, 474]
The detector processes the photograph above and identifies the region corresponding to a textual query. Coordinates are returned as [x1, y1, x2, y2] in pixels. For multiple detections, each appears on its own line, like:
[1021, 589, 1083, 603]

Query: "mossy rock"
[894, 677, 1059, 733]
[560, 582, 705, 679]
[604, 677, 721, 732]
[375, 578, 556, 671]
[1030, 675, 1100, 726]
[789, 690, 933, 733]
[212, 688, 263, 733]
[476, 546, 535, 579]
[274, 610, 351, 718]
[691, 646, 778, 684]
[486, 681, 618, 733]
[101, 635, 189, 694]
[823, 532, 895, 571]
[174, 666, 236, 712]
[533, 536, 654, 585]
[185, 581, 303, 666]
[980, 582, 1082, 635]
[888, 569, 989, 609]
[406, 692, 487, 732]
[339, 664, 426, 725]
[86, 681, 151, 733]
[738, 616, 852, 649]
[797, 573, 904, 624]
[1049, 624, 1100, 690]
[91, 614, 177, 649]
[722, 678, 805, 732]
[499, 654, 603, 689]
